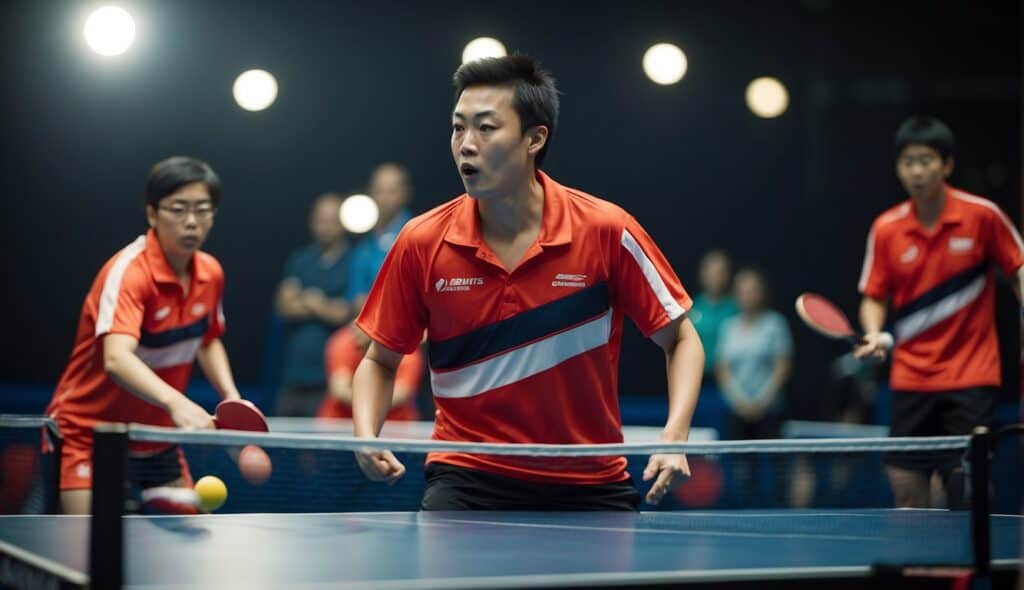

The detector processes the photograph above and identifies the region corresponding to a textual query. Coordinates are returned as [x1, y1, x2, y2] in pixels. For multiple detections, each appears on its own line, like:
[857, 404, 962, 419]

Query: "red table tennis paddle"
[794, 293, 893, 348]
[213, 400, 269, 432]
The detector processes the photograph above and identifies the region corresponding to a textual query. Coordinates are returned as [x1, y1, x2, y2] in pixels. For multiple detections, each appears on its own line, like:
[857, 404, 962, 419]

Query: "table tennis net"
[100, 422, 1020, 516]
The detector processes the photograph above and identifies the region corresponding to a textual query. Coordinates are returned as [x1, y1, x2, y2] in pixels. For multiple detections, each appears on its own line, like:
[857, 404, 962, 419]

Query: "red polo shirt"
[859, 186, 1024, 391]
[357, 171, 691, 484]
[47, 230, 226, 450]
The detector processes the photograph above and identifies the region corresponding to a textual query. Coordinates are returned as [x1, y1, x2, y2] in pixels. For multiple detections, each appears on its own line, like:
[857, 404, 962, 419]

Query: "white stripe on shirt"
[135, 337, 203, 370]
[96, 235, 147, 336]
[620, 228, 685, 320]
[430, 310, 612, 399]
[894, 273, 986, 343]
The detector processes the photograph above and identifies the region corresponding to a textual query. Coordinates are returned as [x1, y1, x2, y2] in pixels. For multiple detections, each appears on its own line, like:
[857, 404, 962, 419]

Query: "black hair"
[893, 116, 955, 162]
[145, 156, 221, 208]
[453, 54, 560, 169]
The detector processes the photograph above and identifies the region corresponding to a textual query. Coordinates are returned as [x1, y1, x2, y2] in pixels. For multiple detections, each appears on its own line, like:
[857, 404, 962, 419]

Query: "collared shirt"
[47, 229, 226, 449]
[357, 171, 691, 484]
[859, 186, 1024, 391]
[347, 208, 412, 300]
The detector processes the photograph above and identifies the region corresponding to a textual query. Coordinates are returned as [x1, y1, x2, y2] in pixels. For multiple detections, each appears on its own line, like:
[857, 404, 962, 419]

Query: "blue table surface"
[0, 509, 1020, 589]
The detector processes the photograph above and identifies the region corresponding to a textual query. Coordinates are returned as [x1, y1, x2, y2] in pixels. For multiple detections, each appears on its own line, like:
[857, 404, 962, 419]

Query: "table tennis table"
[0, 509, 1019, 589]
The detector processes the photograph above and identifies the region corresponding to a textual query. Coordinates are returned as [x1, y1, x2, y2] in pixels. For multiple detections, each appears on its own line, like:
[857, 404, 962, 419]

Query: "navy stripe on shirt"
[892, 263, 989, 321]
[428, 283, 610, 370]
[140, 316, 209, 348]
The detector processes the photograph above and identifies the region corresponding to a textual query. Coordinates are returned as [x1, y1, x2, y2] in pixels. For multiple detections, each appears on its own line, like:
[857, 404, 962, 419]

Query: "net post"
[90, 422, 128, 589]
[967, 425, 991, 579]
[41, 420, 62, 514]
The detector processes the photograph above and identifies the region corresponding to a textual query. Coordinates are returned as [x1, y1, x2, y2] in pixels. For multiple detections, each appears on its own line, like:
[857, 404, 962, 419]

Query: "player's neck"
[478, 172, 544, 241]
[912, 186, 946, 229]
[164, 252, 193, 291]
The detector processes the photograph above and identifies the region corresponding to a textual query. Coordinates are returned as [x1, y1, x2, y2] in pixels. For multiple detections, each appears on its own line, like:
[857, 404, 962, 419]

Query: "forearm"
[392, 384, 413, 407]
[352, 357, 397, 438]
[276, 283, 309, 319]
[312, 298, 352, 326]
[859, 296, 887, 334]
[105, 351, 187, 411]
[328, 373, 353, 404]
[662, 324, 704, 441]
[196, 340, 242, 400]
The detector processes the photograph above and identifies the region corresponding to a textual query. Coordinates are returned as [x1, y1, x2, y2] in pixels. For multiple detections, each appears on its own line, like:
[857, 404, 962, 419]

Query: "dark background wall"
[1, 0, 1020, 418]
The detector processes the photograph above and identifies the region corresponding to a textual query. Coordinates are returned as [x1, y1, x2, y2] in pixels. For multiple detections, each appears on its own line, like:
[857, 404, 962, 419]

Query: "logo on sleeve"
[153, 306, 171, 321]
[191, 303, 207, 316]
[552, 273, 587, 288]
[948, 237, 974, 254]
[899, 244, 919, 264]
[436, 277, 484, 292]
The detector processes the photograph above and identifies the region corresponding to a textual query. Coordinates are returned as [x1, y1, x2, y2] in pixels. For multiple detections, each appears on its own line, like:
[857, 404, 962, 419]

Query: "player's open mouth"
[460, 163, 479, 177]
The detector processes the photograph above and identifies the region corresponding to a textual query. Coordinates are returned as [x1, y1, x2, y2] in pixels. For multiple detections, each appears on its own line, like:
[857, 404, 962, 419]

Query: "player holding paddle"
[854, 117, 1024, 508]
[46, 157, 258, 514]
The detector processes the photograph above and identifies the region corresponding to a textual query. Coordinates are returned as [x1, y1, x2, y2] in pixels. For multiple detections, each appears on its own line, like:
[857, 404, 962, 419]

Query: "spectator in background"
[318, 325, 424, 421]
[274, 194, 352, 416]
[717, 268, 793, 438]
[716, 268, 793, 506]
[348, 163, 414, 311]
[689, 250, 738, 435]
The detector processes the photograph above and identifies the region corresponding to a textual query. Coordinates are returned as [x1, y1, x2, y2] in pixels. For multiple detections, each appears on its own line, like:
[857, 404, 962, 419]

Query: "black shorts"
[421, 463, 641, 511]
[885, 387, 996, 472]
[129, 445, 188, 489]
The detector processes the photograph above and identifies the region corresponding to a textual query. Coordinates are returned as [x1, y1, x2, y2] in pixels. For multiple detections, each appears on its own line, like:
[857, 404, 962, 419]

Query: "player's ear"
[526, 125, 548, 157]
[145, 204, 157, 228]
[941, 156, 955, 179]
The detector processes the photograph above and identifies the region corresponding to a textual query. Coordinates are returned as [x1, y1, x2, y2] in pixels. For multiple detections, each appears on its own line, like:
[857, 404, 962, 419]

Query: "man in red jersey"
[855, 116, 1024, 508]
[317, 325, 423, 421]
[351, 55, 705, 510]
[47, 157, 245, 513]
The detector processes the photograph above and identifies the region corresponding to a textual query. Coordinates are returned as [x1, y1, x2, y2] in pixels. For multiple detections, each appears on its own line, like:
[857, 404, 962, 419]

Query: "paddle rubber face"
[214, 399, 269, 432]
[795, 293, 856, 341]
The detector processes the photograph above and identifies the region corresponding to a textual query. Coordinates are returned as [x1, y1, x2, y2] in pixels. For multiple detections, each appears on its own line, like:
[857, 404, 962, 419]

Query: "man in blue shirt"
[348, 163, 413, 311]
[275, 193, 353, 416]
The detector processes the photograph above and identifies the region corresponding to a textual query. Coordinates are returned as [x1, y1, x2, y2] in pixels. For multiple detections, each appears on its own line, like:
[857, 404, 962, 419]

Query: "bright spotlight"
[642, 43, 687, 85]
[462, 37, 507, 64]
[745, 77, 789, 118]
[232, 70, 279, 112]
[83, 6, 136, 57]
[340, 194, 379, 234]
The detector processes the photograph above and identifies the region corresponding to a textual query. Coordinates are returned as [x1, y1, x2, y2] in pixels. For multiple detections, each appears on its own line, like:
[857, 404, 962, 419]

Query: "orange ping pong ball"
[194, 475, 227, 511]
[238, 445, 272, 485]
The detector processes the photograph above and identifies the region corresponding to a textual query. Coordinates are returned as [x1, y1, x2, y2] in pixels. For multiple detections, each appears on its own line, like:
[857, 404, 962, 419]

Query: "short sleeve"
[857, 220, 890, 299]
[611, 215, 692, 337]
[324, 328, 363, 377]
[95, 265, 148, 340]
[983, 203, 1024, 276]
[395, 347, 425, 391]
[355, 227, 428, 354]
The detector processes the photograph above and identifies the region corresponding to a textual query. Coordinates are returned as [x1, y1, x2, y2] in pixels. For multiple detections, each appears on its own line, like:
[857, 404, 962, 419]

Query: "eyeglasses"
[157, 204, 217, 221]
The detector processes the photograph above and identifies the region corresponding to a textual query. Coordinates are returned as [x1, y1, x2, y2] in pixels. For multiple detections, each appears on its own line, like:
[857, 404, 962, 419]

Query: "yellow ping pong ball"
[194, 475, 227, 512]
